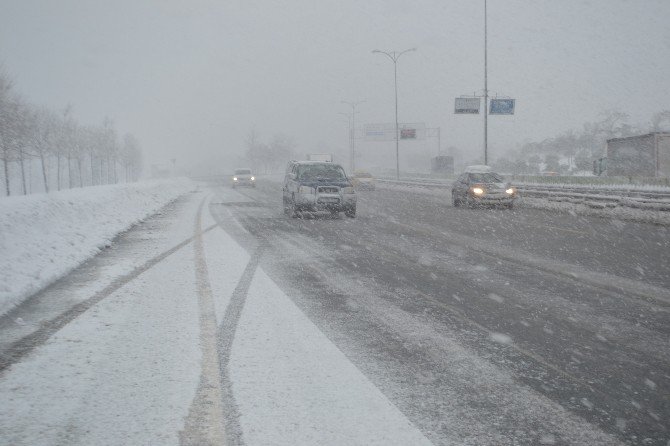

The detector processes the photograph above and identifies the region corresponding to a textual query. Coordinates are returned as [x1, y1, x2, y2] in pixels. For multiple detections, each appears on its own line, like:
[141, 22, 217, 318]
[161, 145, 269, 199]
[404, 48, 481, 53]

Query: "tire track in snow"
[215, 234, 266, 446]
[180, 195, 227, 445]
[194, 187, 267, 445]
[0, 223, 217, 374]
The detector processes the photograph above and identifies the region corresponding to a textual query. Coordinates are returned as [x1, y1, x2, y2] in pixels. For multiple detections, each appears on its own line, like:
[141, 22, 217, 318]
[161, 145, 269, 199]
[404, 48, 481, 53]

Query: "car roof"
[463, 165, 492, 173]
[292, 161, 343, 166]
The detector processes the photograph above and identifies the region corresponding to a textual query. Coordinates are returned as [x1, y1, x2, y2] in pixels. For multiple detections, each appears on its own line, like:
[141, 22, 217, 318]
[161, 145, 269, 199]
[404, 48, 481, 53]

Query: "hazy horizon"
[2, 0, 668, 174]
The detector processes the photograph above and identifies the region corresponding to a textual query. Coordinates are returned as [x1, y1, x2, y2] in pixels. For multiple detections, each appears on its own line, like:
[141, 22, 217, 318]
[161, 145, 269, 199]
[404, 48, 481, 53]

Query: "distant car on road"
[283, 161, 357, 217]
[232, 168, 255, 188]
[452, 165, 517, 208]
[351, 170, 376, 190]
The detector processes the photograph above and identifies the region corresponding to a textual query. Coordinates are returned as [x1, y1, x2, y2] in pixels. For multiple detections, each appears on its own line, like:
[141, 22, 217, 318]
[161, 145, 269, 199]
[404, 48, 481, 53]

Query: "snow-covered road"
[1, 177, 667, 445]
[0, 186, 432, 445]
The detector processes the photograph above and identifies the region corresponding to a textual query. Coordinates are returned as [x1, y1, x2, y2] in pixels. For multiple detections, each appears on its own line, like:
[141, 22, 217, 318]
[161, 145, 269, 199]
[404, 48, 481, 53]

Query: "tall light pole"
[372, 48, 416, 180]
[338, 111, 352, 169]
[341, 100, 365, 173]
[483, 0, 489, 165]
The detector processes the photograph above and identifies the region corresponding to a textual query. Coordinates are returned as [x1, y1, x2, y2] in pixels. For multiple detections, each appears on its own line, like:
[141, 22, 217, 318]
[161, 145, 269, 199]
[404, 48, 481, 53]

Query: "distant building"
[606, 132, 670, 177]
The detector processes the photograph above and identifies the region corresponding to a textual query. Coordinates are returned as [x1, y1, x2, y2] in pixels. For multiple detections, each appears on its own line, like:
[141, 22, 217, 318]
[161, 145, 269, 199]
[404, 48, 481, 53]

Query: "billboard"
[364, 123, 426, 141]
[489, 99, 515, 115]
[364, 123, 395, 141]
[455, 97, 480, 114]
[400, 128, 416, 139]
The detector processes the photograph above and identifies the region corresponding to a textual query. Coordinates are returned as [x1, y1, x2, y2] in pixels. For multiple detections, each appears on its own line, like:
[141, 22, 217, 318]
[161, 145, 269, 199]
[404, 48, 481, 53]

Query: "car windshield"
[297, 164, 346, 180]
[469, 172, 503, 183]
[234, 169, 251, 175]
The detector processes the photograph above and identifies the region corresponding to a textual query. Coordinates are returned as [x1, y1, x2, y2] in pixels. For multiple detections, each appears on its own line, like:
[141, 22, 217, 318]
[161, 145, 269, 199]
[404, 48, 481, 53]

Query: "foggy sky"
[1, 0, 669, 173]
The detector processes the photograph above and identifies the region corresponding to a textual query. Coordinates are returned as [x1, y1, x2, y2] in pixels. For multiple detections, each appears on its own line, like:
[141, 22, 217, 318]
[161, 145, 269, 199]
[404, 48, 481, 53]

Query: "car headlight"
[298, 185, 315, 194]
[342, 186, 355, 194]
[506, 187, 515, 195]
[471, 187, 484, 195]
[251, 176, 255, 181]
[233, 177, 238, 181]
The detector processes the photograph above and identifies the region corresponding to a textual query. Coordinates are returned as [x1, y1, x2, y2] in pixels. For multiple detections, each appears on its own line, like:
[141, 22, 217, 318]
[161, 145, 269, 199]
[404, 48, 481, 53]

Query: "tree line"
[0, 72, 142, 196]
[244, 129, 297, 173]
[492, 110, 670, 175]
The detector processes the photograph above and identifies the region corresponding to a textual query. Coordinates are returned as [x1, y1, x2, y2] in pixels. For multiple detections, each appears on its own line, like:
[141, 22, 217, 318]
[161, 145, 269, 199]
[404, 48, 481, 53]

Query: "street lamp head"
[372, 49, 381, 53]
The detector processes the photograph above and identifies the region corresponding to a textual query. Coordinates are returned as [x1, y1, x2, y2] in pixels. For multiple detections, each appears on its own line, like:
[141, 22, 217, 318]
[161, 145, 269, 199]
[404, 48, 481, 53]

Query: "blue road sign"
[489, 99, 515, 115]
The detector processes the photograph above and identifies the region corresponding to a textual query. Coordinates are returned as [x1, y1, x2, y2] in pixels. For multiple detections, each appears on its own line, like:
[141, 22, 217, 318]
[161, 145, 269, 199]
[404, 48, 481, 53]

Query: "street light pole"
[338, 112, 352, 168]
[341, 100, 365, 173]
[372, 48, 416, 180]
[484, 0, 489, 165]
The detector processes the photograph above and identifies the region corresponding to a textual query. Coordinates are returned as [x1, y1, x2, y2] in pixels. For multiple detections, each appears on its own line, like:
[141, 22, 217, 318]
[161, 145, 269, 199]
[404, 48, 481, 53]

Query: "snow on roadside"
[0, 178, 195, 317]
[0, 236, 202, 446]
[520, 196, 670, 225]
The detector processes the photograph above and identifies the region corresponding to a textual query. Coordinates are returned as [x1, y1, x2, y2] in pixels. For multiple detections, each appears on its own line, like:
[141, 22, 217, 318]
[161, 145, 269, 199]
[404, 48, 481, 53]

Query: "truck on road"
[600, 132, 670, 177]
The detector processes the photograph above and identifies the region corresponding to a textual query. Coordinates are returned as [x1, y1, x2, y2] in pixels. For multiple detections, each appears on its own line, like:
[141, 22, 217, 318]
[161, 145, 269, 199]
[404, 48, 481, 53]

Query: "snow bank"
[0, 179, 194, 317]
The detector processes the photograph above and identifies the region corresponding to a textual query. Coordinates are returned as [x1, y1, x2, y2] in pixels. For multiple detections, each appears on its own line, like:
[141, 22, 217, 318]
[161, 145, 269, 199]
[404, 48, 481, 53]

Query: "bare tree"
[244, 129, 297, 174]
[13, 100, 31, 195]
[82, 126, 101, 186]
[121, 133, 142, 182]
[28, 107, 59, 193]
[651, 110, 670, 132]
[0, 73, 23, 196]
[100, 117, 118, 184]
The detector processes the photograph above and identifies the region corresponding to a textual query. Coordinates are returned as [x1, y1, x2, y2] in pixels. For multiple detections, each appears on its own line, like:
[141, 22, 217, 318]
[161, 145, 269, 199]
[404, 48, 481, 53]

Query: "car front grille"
[318, 186, 339, 194]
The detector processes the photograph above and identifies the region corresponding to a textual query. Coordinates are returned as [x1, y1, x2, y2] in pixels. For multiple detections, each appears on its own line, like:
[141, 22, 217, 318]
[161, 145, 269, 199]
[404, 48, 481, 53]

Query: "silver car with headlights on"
[452, 165, 517, 209]
[232, 168, 255, 188]
[283, 161, 357, 217]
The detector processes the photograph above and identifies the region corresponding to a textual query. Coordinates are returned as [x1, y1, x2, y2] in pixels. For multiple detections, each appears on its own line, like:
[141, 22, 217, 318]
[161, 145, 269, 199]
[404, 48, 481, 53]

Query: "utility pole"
[456, 0, 514, 164]
[372, 48, 417, 180]
[338, 112, 352, 170]
[484, 0, 489, 165]
[437, 127, 441, 155]
[341, 100, 365, 172]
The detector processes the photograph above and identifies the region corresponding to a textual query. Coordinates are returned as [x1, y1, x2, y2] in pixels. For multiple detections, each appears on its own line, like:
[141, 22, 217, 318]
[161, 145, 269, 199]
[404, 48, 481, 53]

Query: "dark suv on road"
[283, 161, 357, 217]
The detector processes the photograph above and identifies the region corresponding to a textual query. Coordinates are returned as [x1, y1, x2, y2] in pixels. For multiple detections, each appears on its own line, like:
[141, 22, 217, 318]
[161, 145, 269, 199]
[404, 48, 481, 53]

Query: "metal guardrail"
[377, 178, 670, 212]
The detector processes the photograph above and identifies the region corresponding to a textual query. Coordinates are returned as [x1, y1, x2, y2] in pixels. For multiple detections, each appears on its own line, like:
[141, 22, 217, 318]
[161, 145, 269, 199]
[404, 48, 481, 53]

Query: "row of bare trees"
[492, 110, 670, 175]
[244, 129, 297, 173]
[0, 72, 142, 196]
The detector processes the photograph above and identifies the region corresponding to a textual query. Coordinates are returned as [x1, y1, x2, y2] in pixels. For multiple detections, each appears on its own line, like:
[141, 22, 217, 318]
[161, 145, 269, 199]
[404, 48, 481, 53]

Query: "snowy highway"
[1, 177, 668, 445]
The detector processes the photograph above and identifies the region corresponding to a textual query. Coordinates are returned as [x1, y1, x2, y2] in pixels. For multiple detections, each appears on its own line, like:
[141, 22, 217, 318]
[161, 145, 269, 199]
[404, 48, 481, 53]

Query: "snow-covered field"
[0, 179, 195, 317]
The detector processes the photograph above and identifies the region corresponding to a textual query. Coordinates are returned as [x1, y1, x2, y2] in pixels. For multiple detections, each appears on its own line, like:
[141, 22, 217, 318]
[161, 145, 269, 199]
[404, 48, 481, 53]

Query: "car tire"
[290, 195, 299, 218]
[452, 193, 460, 207]
[345, 207, 356, 218]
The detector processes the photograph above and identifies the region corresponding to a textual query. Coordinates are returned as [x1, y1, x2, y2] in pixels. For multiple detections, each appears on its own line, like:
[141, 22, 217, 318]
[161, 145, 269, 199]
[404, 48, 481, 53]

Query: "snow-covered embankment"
[0, 179, 194, 317]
